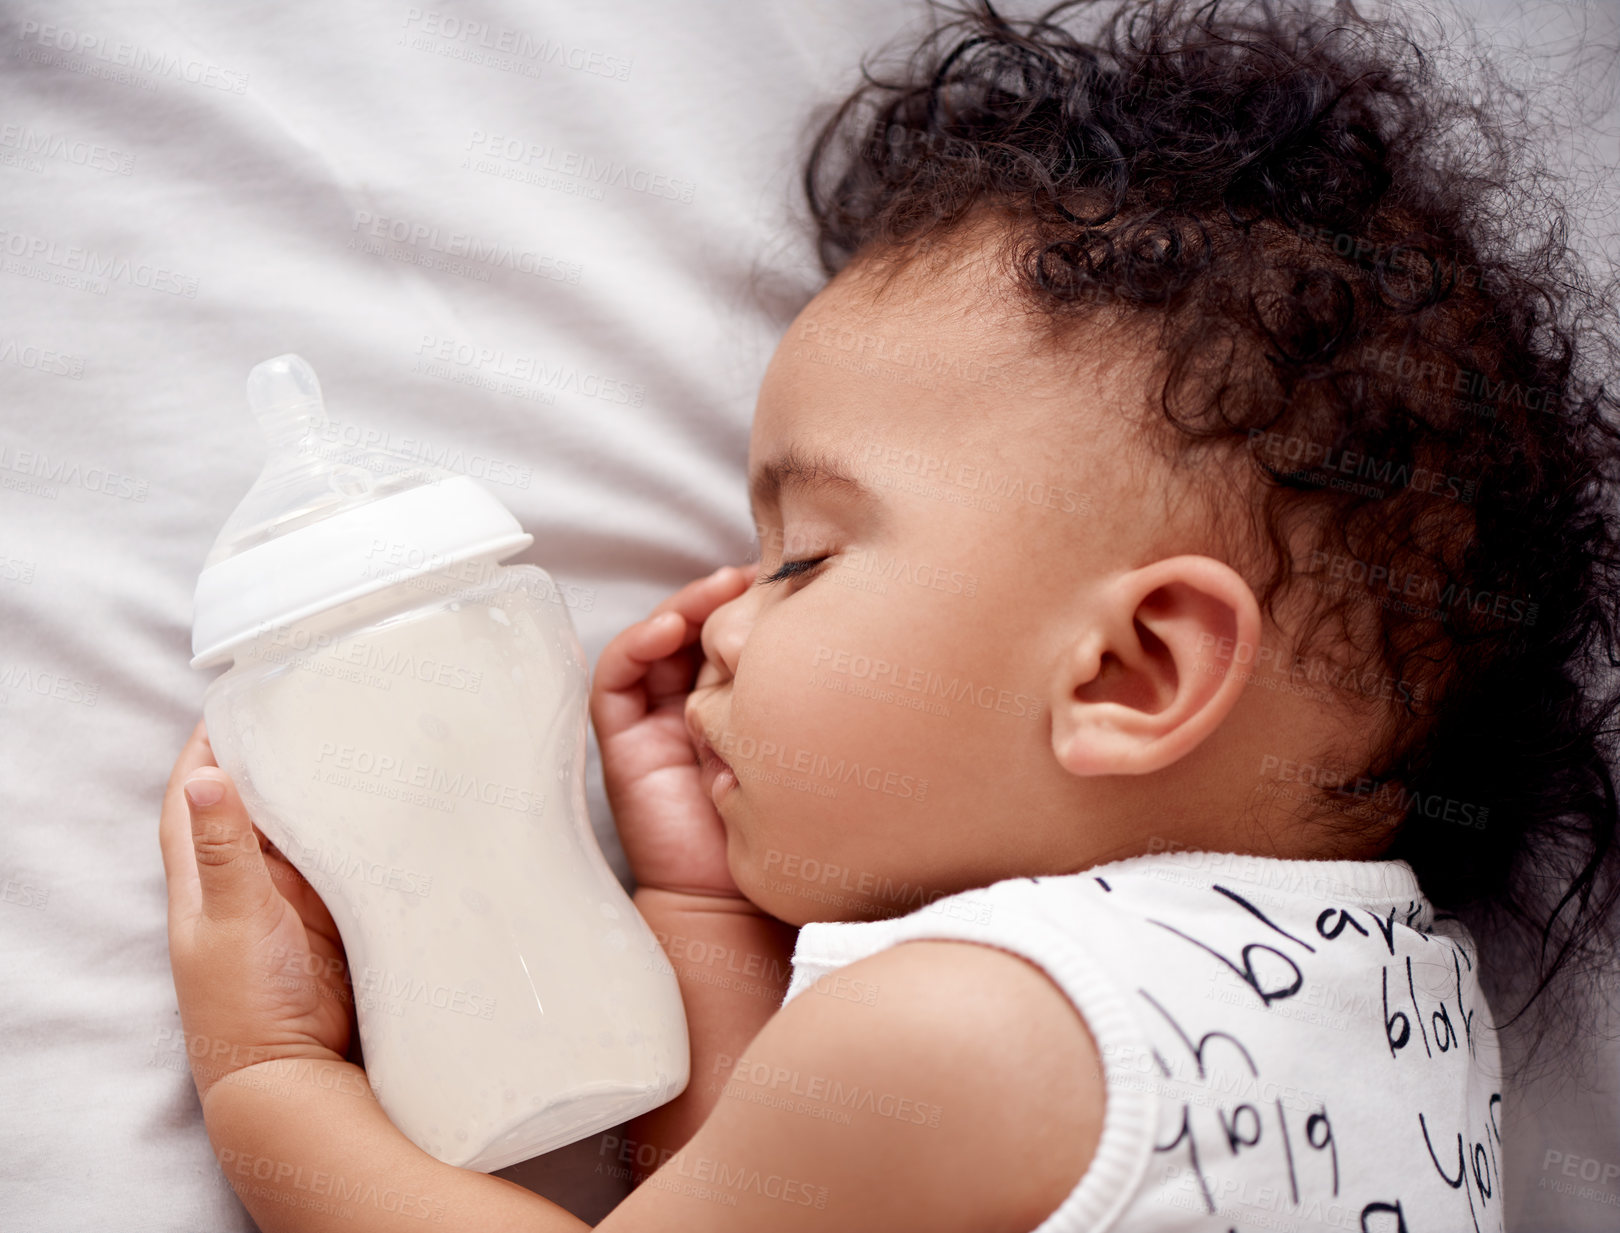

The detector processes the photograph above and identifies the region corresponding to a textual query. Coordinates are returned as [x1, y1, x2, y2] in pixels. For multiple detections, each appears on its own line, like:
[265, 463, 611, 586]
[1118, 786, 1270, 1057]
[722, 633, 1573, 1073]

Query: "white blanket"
[0, 1, 1614, 1229]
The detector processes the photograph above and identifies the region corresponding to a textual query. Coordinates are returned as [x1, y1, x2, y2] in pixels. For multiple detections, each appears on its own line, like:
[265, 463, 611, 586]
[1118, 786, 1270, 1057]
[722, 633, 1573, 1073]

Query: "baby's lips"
[683, 707, 706, 754]
[697, 733, 734, 779]
[684, 708, 732, 774]
[692, 658, 727, 692]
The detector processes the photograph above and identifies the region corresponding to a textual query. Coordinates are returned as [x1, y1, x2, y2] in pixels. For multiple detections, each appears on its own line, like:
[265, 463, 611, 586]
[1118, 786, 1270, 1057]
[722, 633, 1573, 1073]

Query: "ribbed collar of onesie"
[1078, 849, 1432, 929]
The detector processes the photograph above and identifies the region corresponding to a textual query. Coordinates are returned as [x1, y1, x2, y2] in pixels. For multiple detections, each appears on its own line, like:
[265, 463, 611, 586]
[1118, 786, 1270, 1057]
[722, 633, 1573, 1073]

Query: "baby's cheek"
[734, 633, 829, 754]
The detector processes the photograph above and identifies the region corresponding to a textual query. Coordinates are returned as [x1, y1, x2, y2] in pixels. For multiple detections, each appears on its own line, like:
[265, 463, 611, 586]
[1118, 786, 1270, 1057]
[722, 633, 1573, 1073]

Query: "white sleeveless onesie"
[782, 850, 1505, 1233]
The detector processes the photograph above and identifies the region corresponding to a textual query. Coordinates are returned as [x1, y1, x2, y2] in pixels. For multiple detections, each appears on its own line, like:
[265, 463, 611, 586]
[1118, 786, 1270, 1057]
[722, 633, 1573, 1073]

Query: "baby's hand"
[158, 720, 355, 1104]
[591, 565, 753, 899]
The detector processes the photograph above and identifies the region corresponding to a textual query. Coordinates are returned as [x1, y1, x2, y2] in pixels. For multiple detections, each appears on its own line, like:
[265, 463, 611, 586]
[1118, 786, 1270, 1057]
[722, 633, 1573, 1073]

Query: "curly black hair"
[801, 0, 1620, 1061]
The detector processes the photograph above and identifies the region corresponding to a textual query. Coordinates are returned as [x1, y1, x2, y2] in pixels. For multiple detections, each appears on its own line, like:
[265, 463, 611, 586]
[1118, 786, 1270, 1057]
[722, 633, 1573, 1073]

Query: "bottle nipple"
[246, 353, 373, 498]
[246, 354, 323, 452]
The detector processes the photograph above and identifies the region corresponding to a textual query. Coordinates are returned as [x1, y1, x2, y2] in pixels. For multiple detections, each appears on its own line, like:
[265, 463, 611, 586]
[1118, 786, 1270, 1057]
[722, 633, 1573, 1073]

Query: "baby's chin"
[725, 839, 857, 927]
[727, 846, 809, 926]
[726, 844, 922, 927]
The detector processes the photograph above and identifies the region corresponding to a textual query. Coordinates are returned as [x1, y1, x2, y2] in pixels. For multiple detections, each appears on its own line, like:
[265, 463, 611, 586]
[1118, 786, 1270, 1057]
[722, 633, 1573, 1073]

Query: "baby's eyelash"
[760, 556, 829, 585]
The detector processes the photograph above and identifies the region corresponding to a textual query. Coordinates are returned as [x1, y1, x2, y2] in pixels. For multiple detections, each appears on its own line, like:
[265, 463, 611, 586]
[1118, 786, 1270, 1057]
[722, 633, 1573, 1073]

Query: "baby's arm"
[602, 936, 1107, 1232]
[196, 935, 1104, 1232]
[199, 1055, 567, 1230]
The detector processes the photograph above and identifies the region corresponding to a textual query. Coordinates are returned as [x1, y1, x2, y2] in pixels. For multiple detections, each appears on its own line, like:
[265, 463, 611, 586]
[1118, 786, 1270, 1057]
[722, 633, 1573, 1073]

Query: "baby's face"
[685, 247, 1170, 925]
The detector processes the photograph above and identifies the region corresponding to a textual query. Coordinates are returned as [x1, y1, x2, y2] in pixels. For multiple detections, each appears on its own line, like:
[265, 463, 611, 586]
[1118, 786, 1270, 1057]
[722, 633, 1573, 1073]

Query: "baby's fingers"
[646, 564, 754, 628]
[159, 719, 217, 920]
[591, 610, 694, 735]
[594, 566, 753, 694]
[258, 829, 342, 951]
[591, 566, 753, 736]
[180, 768, 278, 925]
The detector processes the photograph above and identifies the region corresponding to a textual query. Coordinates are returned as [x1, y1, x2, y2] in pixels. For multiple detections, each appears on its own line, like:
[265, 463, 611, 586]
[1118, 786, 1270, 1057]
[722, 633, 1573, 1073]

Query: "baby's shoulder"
[710, 938, 1106, 1233]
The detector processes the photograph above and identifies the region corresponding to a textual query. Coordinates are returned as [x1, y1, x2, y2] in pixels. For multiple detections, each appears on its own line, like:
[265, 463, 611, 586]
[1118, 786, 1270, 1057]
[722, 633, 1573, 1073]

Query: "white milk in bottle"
[189, 354, 688, 1172]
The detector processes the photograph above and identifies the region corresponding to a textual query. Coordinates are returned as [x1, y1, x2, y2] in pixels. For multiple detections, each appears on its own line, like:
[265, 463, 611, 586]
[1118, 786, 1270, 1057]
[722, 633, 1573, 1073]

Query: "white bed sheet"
[0, 2, 1614, 1230]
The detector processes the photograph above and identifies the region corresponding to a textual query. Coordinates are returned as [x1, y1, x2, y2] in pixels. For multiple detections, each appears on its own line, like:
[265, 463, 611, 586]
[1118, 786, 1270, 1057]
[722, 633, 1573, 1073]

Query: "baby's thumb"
[183, 770, 274, 922]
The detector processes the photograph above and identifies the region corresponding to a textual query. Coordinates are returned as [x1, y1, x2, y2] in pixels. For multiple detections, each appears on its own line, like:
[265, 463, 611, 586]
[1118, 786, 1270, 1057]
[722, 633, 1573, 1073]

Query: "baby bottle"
[188, 354, 688, 1172]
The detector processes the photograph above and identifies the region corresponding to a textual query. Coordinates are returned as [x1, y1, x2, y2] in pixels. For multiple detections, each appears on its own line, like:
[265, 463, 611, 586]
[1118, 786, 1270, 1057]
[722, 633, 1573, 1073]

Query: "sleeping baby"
[158, 1, 1620, 1229]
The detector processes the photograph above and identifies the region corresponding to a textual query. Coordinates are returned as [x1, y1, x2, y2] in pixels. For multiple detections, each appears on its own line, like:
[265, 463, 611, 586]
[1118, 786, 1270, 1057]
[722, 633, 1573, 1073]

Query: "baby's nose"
[698, 587, 752, 679]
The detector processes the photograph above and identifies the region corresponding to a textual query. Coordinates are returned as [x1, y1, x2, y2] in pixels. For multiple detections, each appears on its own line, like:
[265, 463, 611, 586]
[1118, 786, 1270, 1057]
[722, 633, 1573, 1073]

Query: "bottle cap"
[189, 354, 532, 670]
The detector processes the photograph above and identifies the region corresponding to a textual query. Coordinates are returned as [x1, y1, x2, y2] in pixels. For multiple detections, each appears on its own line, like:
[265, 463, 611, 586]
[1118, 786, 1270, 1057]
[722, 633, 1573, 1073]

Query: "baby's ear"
[1049, 555, 1261, 777]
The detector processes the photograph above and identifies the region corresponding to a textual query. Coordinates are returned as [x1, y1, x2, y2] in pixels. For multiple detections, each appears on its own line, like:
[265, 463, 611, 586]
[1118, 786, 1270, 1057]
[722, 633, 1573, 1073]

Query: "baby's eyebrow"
[748, 445, 872, 523]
